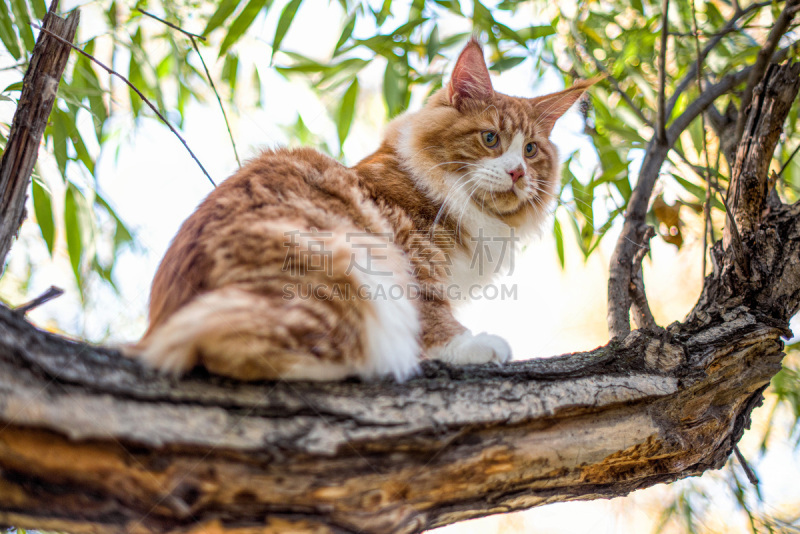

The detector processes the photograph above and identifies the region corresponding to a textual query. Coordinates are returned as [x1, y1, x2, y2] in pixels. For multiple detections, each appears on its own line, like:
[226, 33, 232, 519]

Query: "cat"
[130, 38, 591, 382]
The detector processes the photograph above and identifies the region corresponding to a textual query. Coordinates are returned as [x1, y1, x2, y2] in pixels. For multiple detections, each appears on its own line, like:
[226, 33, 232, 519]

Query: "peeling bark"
[1, 5, 800, 534]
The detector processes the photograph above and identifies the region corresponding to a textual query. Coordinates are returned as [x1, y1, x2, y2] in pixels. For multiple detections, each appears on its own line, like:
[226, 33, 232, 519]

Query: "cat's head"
[398, 38, 592, 233]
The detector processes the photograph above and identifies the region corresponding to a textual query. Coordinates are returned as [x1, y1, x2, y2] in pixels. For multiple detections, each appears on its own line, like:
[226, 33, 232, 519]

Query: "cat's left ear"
[448, 38, 493, 109]
[530, 78, 597, 135]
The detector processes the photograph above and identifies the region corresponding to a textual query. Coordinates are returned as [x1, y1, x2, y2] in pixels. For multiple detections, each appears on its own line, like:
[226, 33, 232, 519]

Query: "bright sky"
[1, 0, 799, 532]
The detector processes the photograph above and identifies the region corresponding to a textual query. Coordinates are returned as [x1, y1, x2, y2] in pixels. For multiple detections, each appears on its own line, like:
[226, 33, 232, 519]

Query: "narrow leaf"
[64, 185, 84, 292]
[334, 11, 356, 55]
[553, 217, 565, 269]
[10, 0, 35, 51]
[272, 0, 302, 62]
[31, 178, 55, 255]
[204, 0, 242, 36]
[336, 77, 359, 150]
[219, 0, 271, 57]
[0, 0, 22, 59]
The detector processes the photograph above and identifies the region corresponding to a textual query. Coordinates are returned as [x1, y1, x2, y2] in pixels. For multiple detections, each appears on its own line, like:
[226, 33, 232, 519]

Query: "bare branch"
[689, 0, 714, 279]
[189, 36, 242, 167]
[777, 142, 800, 177]
[734, 0, 800, 143]
[734, 445, 760, 486]
[32, 24, 217, 188]
[657, 0, 670, 143]
[629, 226, 657, 331]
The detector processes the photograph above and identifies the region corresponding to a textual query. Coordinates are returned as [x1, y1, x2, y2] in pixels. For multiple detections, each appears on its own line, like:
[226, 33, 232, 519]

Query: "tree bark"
[1, 10, 800, 534]
[0, 4, 79, 269]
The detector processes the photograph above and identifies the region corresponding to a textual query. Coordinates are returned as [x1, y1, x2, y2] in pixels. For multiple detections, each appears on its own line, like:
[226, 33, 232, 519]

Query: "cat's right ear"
[448, 38, 493, 110]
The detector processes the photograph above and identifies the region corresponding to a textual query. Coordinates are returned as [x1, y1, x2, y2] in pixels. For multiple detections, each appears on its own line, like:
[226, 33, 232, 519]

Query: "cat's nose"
[508, 166, 525, 183]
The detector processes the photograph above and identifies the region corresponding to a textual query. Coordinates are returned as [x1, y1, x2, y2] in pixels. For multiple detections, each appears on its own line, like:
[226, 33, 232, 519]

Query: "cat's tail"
[128, 233, 421, 382]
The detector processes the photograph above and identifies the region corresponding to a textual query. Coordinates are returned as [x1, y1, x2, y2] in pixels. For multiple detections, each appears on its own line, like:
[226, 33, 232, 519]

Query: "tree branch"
[0, 301, 789, 533]
[607, 46, 793, 338]
[657, 0, 670, 143]
[734, 0, 800, 144]
[0, 7, 79, 270]
[726, 62, 800, 247]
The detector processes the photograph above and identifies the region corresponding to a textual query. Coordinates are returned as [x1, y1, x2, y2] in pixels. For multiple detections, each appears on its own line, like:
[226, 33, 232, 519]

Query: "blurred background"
[1, 0, 799, 531]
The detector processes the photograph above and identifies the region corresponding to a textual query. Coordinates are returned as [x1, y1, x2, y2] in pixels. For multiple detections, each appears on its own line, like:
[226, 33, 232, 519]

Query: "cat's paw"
[428, 330, 512, 366]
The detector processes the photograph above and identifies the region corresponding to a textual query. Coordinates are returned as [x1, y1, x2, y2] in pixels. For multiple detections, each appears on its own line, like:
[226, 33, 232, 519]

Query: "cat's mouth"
[472, 186, 524, 215]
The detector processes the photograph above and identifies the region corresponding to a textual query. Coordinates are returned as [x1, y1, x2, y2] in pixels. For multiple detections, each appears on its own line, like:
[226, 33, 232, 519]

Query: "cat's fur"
[131, 39, 591, 381]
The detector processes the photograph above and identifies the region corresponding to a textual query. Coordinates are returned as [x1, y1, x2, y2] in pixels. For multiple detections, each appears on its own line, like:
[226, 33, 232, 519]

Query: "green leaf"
[334, 11, 356, 55]
[336, 77, 359, 150]
[3, 81, 24, 93]
[222, 54, 239, 93]
[219, 0, 271, 57]
[553, 217, 565, 268]
[383, 55, 409, 117]
[489, 55, 525, 72]
[29, 0, 46, 19]
[272, 0, 302, 62]
[64, 185, 85, 293]
[50, 109, 69, 177]
[31, 178, 55, 255]
[374, 0, 392, 25]
[0, 0, 22, 59]
[203, 0, 242, 36]
[10, 0, 35, 51]
[426, 24, 440, 63]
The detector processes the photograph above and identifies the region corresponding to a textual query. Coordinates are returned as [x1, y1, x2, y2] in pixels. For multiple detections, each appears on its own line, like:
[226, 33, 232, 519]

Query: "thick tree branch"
[0, 300, 790, 533]
[0, 7, 79, 269]
[734, 0, 800, 144]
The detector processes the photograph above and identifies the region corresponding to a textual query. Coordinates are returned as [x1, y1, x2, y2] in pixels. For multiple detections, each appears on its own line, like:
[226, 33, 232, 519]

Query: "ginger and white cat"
[131, 39, 590, 381]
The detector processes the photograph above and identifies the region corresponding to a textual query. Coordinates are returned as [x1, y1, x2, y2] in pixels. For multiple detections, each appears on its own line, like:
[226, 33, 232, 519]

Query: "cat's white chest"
[447, 206, 518, 303]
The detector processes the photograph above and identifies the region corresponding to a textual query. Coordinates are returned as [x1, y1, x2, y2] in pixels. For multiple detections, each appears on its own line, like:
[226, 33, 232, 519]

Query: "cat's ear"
[529, 78, 597, 135]
[448, 38, 493, 109]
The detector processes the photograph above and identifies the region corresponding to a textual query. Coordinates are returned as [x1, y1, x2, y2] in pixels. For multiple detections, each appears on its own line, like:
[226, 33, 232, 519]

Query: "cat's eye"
[525, 142, 538, 158]
[481, 131, 500, 148]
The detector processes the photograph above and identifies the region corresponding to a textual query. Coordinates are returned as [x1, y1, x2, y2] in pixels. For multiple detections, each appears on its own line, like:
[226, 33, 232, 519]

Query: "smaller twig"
[629, 226, 658, 331]
[189, 36, 241, 167]
[135, 8, 241, 167]
[13, 286, 64, 315]
[670, 148, 748, 274]
[689, 0, 713, 278]
[777, 142, 800, 178]
[33, 24, 217, 188]
[733, 444, 760, 486]
[134, 8, 206, 41]
[657, 0, 670, 144]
